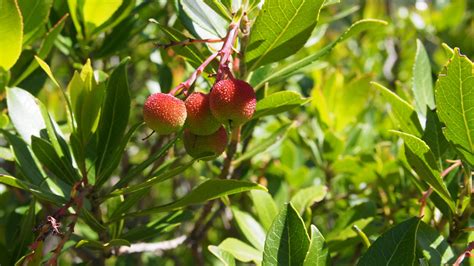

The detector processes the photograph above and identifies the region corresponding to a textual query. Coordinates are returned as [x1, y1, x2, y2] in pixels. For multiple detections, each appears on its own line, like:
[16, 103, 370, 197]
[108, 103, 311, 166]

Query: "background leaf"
[416, 221, 455, 265]
[254, 91, 309, 119]
[412, 39, 435, 116]
[232, 208, 266, 251]
[290, 185, 327, 214]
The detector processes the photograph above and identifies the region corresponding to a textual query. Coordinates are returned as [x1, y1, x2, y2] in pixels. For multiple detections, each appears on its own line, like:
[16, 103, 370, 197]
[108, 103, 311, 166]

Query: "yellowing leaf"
[0, 0, 23, 70]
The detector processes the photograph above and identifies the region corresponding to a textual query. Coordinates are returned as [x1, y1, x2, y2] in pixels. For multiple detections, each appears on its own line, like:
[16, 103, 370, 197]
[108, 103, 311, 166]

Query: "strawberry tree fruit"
[143, 93, 187, 135]
[183, 126, 228, 159]
[209, 79, 257, 127]
[184, 92, 222, 135]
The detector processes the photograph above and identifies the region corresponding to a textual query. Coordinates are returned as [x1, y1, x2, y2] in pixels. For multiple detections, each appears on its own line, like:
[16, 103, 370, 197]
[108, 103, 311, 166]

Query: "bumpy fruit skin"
[209, 79, 256, 126]
[143, 93, 187, 135]
[183, 126, 228, 159]
[184, 92, 221, 135]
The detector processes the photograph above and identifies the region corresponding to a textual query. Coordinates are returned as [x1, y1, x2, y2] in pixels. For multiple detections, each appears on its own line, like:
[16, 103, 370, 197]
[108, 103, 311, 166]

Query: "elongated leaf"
[12, 14, 69, 86]
[12, 199, 36, 261]
[417, 222, 455, 265]
[246, 0, 325, 70]
[209, 246, 236, 266]
[121, 179, 266, 218]
[2, 130, 45, 186]
[6, 87, 46, 144]
[0, 174, 66, 204]
[0, 0, 23, 70]
[358, 217, 421, 266]
[303, 225, 330, 266]
[109, 188, 149, 221]
[412, 39, 435, 116]
[263, 203, 310, 265]
[76, 238, 130, 249]
[290, 185, 327, 214]
[219, 238, 262, 264]
[31, 136, 78, 185]
[251, 190, 278, 231]
[422, 110, 449, 159]
[234, 122, 293, 165]
[83, 0, 123, 30]
[35, 56, 61, 88]
[96, 58, 131, 184]
[372, 82, 423, 137]
[17, 0, 53, 44]
[435, 48, 474, 166]
[253, 19, 387, 90]
[179, 0, 228, 38]
[254, 91, 309, 119]
[108, 159, 196, 198]
[232, 208, 266, 251]
[393, 131, 456, 212]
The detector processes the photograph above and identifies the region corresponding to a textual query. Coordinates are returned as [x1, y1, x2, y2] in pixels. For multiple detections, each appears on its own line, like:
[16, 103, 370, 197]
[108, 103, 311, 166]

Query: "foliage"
[0, 0, 473, 265]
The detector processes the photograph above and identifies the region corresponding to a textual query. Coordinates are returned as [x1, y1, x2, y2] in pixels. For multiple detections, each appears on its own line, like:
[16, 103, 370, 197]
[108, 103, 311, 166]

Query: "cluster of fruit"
[143, 79, 256, 159]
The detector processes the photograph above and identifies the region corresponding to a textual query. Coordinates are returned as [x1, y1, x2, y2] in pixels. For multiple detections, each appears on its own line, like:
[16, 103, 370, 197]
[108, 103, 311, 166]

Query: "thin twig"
[454, 241, 474, 266]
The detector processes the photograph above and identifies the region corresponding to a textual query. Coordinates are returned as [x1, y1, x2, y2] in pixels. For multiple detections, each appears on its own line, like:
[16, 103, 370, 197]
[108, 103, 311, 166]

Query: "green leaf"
[250, 190, 278, 232]
[17, 0, 53, 45]
[232, 208, 266, 251]
[208, 246, 236, 266]
[290, 185, 327, 215]
[416, 222, 455, 265]
[179, 0, 228, 38]
[6, 87, 46, 144]
[76, 238, 130, 249]
[303, 225, 330, 266]
[262, 203, 310, 266]
[253, 19, 387, 90]
[121, 179, 266, 218]
[1, 130, 45, 186]
[435, 48, 474, 166]
[218, 238, 263, 264]
[253, 91, 310, 119]
[67, 0, 83, 38]
[203, 0, 232, 20]
[358, 217, 421, 266]
[422, 109, 449, 160]
[246, 0, 325, 70]
[83, 0, 123, 31]
[35, 56, 61, 88]
[31, 136, 78, 185]
[90, 0, 135, 36]
[154, 21, 214, 71]
[0, 174, 66, 204]
[412, 39, 435, 116]
[12, 14, 69, 86]
[372, 82, 423, 137]
[95, 58, 131, 184]
[108, 159, 196, 198]
[121, 211, 190, 242]
[0, 0, 23, 70]
[234, 122, 293, 165]
[12, 199, 36, 261]
[392, 131, 456, 213]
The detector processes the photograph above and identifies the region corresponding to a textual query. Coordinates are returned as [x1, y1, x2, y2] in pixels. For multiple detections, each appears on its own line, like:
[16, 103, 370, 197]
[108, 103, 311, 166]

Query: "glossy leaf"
[6, 87, 46, 144]
[83, 0, 123, 29]
[358, 217, 421, 266]
[422, 109, 449, 159]
[17, 0, 53, 45]
[262, 203, 310, 265]
[122, 179, 266, 218]
[290, 185, 327, 214]
[95, 58, 131, 184]
[393, 131, 456, 212]
[372, 82, 423, 137]
[250, 190, 279, 231]
[0, 0, 23, 70]
[412, 39, 435, 116]
[208, 246, 236, 266]
[435, 48, 474, 166]
[303, 225, 330, 266]
[179, 0, 228, 38]
[232, 208, 266, 251]
[246, 0, 325, 70]
[254, 91, 310, 119]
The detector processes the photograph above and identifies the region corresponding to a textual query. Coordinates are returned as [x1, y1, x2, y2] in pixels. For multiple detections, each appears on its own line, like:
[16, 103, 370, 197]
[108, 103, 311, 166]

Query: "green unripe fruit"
[184, 92, 221, 135]
[183, 126, 228, 159]
[143, 93, 187, 135]
[209, 79, 257, 126]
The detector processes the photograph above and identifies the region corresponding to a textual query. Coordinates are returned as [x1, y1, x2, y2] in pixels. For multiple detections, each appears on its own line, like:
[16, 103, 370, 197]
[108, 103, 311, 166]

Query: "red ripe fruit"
[184, 92, 221, 135]
[183, 126, 228, 159]
[143, 93, 187, 135]
[209, 79, 256, 126]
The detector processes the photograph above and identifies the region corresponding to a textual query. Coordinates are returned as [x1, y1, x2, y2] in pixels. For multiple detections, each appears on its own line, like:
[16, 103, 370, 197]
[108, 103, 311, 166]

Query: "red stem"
[454, 241, 474, 266]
